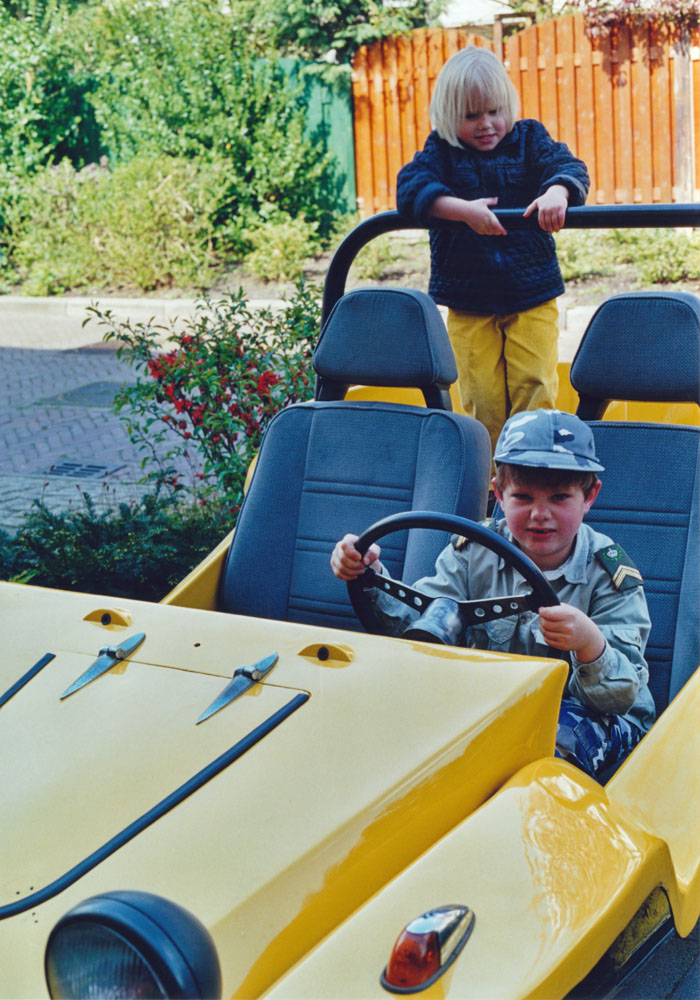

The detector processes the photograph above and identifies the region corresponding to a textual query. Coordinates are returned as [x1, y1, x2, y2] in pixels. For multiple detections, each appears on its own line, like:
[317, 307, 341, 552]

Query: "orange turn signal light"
[380, 905, 474, 994]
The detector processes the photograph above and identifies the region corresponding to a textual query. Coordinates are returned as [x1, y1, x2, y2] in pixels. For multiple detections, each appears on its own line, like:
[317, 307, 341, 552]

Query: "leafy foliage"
[242, 211, 321, 281]
[2, 156, 224, 294]
[0, 2, 100, 173]
[69, 0, 339, 235]
[0, 0, 344, 291]
[89, 281, 320, 514]
[555, 228, 700, 285]
[560, 0, 700, 36]
[243, 0, 447, 69]
[0, 491, 229, 601]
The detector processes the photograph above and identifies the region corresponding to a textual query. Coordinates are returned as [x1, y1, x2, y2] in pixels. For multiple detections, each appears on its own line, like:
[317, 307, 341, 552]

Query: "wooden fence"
[351, 14, 699, 215]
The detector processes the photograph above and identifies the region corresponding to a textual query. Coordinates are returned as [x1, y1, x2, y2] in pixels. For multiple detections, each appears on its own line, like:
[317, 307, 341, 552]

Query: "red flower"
[256, 371, 280, 395]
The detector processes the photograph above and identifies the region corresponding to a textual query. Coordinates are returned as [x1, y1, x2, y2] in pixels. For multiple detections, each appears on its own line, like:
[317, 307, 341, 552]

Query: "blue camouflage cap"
[494, 409, 605, 472]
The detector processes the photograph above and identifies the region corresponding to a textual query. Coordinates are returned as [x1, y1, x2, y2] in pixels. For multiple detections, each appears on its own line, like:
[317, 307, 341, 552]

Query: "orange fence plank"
[523, 22, 541, 120]
[368, 40, 389, 214]
[573, 14, 597, 186]
[444, 26, 460, 61]
[539, 20, 559, 137]
[592, 33, 615, 203]
[412, 30, 431, 152]
[397, 34, 416, 170]
[503, 30, 522, 114]
[613, 23, 634, 203]
[630, 23, 653, 202]
[555, 16, 577, 152]
[426, 27, 444, 104]
[384, 36, 403, 210]
[352, 47, 373, 216]
[650, 23, 673, 201]
[671, 30, 695, 201]
[694, 28, 700, 199]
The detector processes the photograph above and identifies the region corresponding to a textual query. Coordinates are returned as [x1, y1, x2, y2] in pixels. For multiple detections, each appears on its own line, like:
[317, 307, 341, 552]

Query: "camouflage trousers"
[555, 698, 644, 781]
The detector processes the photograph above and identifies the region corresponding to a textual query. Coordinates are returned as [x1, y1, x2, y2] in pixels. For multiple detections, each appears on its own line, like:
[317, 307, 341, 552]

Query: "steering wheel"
[347, 511, 560, 642]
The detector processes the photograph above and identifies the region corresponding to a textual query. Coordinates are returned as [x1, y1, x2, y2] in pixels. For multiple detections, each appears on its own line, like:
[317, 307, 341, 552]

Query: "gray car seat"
[571, 291, 700, 715]
[219, 287, 492, 631]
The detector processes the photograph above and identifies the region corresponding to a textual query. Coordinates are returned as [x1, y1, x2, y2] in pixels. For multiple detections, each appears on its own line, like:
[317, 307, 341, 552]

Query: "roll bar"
[321, 204, 700, 323]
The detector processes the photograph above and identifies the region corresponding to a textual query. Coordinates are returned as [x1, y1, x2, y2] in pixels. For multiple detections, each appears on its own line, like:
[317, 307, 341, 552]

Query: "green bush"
[555, 229, 618, 282]
[555, 227, 700, 285]
[2, 155, 226, 294]
[0, 3, 100, 173]
[242, 211, 320, 282]
[0, 0, 343, 290]
[635, 230, 700, 284]
[0, 491, 229, 602]
[89, 280, 321, 513]
[72, 0, 339, 241]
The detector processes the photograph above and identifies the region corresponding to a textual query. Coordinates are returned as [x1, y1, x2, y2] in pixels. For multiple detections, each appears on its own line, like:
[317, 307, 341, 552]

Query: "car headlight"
[44, 891, 221, 1000]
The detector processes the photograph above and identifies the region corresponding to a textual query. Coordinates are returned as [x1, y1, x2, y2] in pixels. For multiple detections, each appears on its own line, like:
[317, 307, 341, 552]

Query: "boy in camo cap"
[331, 408, 654, 781]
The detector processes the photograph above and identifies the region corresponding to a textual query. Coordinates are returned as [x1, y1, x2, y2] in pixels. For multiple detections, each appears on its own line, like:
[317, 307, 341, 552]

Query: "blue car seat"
[570, 291, 700, 715]
[219, 287, 492, 630]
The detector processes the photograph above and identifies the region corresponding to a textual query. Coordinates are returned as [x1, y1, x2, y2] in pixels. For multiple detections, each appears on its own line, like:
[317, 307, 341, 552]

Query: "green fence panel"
[278, 57, 357, 215]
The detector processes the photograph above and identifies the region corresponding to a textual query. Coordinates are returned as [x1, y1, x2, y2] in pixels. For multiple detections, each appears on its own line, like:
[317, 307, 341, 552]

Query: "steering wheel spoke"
[459, 593, 536, 626]
[360, 569, 434, 614]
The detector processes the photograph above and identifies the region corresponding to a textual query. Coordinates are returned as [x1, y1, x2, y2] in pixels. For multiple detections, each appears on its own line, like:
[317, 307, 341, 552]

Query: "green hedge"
[0, 0, 343, 291]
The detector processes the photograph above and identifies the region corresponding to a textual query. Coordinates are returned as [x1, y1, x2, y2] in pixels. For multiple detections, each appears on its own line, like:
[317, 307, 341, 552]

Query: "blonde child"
[396, 46, 590, 455]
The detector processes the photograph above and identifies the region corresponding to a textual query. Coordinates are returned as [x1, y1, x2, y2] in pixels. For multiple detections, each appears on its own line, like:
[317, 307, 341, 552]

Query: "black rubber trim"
[1, 691, 309, 920]
[0, 653, 55, 710]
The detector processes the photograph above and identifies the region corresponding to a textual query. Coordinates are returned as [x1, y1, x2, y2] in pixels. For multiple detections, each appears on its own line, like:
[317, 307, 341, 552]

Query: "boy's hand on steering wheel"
[331, 534, 382, 581]
[538, 603, 606, 663]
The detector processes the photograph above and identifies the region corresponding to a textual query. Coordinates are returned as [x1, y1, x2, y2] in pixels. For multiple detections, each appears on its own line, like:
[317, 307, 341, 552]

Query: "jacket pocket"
[472, 617, 518, 651]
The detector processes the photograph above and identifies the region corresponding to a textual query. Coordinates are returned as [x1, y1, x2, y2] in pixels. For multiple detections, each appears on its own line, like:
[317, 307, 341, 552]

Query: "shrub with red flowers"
[90, 280, 320, 516]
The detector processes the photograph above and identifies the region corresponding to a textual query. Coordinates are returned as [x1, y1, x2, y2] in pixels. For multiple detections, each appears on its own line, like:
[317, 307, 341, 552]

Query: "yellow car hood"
[0, 582, 567, 998]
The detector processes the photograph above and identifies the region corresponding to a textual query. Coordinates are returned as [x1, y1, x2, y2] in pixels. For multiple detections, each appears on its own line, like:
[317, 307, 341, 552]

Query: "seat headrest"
[571, 292, 700, 417]
[313, 288, 458, 407]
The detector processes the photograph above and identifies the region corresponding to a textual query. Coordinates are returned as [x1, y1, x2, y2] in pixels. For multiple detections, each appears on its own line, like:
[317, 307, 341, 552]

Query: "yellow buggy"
[1, 204, 698, 999]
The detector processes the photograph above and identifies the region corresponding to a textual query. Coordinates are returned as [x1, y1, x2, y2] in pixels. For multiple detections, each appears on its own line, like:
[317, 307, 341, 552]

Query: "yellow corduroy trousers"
[446, 298, 560, 456]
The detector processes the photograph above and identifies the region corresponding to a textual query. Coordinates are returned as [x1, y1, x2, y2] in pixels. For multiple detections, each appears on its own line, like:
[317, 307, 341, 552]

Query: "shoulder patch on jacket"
[595, 544, 644, 591]
[451, 518, 497, 551]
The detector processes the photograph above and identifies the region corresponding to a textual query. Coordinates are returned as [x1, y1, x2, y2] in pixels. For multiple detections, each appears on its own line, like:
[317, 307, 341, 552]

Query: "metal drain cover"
[41, 381, 133, 408]
[48, 462, 125, 478]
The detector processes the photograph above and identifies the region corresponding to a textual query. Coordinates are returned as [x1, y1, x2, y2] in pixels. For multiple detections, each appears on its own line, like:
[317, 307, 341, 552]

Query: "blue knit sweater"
[396, 119, 590, 314]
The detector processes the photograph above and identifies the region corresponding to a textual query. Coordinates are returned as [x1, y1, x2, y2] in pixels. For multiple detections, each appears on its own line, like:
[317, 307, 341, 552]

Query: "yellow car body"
[2, 205, 698, 998]
[1, 581, 568, 998]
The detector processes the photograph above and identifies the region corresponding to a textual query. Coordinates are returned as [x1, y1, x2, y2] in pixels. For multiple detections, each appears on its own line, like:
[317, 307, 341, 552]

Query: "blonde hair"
[429, 46, 519, 148]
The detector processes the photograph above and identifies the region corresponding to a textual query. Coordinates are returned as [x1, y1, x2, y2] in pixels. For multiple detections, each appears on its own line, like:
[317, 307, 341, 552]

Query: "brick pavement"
[0, 297, 203, 536]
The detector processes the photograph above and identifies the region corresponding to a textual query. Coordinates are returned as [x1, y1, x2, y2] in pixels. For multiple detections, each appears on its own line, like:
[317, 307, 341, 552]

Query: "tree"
[560, 0, 699, 36]
[241, 0, 447, 70]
